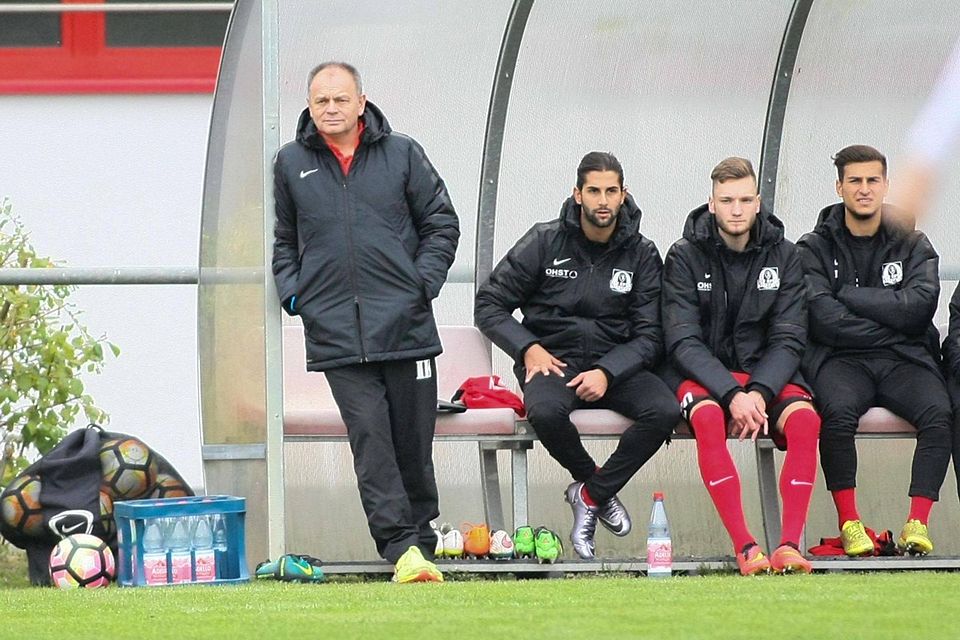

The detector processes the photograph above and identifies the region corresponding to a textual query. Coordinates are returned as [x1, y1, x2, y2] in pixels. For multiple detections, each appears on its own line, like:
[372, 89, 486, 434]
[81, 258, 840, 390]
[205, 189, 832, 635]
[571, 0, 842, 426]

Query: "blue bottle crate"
[114, 495, 249, 587]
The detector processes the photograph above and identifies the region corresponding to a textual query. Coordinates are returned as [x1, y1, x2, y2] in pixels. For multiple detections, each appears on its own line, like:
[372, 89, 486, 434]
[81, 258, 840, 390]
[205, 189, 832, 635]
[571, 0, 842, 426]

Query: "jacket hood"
[682, 202, 784, 250]
[295, 100, 392, 150]
[813, 202, 912, 241]
[558, 193, 642, 247]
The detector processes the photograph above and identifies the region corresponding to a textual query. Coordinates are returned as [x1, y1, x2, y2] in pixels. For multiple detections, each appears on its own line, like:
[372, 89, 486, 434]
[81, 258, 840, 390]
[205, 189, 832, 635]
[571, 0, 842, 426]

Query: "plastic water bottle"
[192, 517, 216, 582]
[647, 492, 672, 578]
[142, 519, 168, 585]
[212, 513, 229, 579]
[168, 517, 193, 583]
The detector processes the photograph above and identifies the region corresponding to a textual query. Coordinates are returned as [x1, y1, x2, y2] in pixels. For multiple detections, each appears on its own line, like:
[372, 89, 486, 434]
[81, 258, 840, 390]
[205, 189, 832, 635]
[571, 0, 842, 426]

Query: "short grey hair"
[306, 61, 363, 95]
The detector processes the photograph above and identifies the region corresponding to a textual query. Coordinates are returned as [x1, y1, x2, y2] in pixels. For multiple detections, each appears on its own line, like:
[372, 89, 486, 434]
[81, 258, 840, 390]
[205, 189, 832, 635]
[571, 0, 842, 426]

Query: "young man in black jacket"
[272, 62, 459, 582]
[662, 157, 820, 575]
[941, 284, 960, 505]
[797, 144, 951, 557]
[475, 152, 679, 559]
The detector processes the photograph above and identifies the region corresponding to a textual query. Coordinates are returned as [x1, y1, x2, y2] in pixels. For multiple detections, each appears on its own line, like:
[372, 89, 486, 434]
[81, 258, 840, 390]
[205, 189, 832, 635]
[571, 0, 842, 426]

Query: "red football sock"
[580, 484, 598, 508]
[778, 407, 820, 546]
[908, 496, 934, 525]
[832, 488, 860, 530]
[690, 403, 754, 552]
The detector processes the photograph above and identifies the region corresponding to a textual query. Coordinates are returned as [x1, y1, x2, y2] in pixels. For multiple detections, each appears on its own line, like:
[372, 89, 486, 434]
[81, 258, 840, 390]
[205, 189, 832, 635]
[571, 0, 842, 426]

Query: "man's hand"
[565, 369, 609, 402]
[523, 344, 567, 382]
[727, 391, 768, 441]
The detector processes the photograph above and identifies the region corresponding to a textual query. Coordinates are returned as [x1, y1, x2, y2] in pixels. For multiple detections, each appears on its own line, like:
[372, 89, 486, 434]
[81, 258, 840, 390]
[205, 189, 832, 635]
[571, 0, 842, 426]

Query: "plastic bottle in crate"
[193, 516, 216, 582]
[168, 517, 193, 583]
[142, 519, 168, 585]
[646, 492, 672, 578]
[212, 514, 228, 579]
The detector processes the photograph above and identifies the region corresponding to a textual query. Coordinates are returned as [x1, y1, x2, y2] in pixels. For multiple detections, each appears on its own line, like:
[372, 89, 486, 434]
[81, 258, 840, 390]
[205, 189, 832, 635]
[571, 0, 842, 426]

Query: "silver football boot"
[564, 482, 598, 559]
[597, 494, 632, 537]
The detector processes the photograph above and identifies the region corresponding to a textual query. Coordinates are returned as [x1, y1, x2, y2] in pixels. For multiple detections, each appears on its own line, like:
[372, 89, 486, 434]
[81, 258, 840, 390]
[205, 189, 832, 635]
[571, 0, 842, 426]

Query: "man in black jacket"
[272, 62, 459, 582]
[475, 152, 679, 559]
[662, 157, 820, 575]
[797, 144, 951, 558]
[941, 284, 960, 505]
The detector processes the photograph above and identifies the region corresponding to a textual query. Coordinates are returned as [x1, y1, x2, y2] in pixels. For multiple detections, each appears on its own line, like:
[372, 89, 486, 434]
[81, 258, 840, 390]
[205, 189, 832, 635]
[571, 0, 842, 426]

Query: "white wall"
[0, 94, 211, 488]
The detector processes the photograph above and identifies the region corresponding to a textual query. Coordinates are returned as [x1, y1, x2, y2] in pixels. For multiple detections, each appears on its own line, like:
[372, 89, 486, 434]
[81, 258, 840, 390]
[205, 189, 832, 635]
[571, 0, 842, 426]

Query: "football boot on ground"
[770, 544, 812, 574]
[897, 519, 933, 556]
[438, 523, 464, 558]
[513, 526, 535, 559]
[534, 526, 563, 564]
[489, 530, 515, 560]
[737, 544, 771, 576]
[840, 520, 874, 557]
[564, 482, 598, 559]
[255, 554, 325, 582]
[462, 523, 491, 558]
[393, 546, 443, 583]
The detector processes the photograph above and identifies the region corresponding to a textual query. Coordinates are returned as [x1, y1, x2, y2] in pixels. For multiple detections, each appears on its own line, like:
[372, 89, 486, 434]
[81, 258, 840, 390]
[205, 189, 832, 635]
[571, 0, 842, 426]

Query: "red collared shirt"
[324, 120, 365, 176]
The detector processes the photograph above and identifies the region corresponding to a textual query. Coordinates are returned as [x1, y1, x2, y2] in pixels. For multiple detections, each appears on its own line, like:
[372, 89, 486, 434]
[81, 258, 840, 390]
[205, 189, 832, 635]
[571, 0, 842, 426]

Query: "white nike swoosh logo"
[790, 479, 814, 486]
[708, 475, 734, 487]
[300, 169, 319, 178]
[553, 258, 572, 266]
[704, 273, 711, 279]
[61, 521, 86, 534]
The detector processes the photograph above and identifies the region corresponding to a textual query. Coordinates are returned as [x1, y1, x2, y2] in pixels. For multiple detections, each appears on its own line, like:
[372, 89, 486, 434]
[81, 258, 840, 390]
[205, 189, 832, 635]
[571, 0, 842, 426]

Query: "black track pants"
[813, 356, 952, 500]
[520, 367, 679, 503]
[325, 358, 439, 564]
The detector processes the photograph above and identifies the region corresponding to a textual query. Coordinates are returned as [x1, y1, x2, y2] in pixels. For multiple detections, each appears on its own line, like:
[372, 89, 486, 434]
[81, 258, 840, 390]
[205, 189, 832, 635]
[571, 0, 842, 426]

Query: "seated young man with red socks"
[661, 157, 821, 575]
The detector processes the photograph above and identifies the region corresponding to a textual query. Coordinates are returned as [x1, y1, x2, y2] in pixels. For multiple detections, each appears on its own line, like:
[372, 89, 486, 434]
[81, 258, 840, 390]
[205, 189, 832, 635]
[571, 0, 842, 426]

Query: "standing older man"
[272, 62, 459, 582]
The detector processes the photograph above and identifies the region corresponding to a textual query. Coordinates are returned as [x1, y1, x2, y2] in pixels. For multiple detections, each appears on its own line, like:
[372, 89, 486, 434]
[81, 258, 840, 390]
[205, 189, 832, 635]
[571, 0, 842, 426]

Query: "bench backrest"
[282, 324, 495, 434]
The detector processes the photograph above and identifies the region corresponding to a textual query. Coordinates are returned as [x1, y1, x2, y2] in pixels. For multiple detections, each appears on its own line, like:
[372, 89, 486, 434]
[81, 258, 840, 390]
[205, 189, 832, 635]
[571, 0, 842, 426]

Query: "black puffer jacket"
[661, 204, 808, 403]
[796, 203, 941, 380]
[943, 283, 960, 380]
[273, 102, 459, 370]
[474, 195, 663, 382]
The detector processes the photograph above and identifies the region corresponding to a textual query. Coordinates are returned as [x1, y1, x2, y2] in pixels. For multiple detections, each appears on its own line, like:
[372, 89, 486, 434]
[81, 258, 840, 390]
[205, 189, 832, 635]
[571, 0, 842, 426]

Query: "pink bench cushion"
[282, 324, 515, 437]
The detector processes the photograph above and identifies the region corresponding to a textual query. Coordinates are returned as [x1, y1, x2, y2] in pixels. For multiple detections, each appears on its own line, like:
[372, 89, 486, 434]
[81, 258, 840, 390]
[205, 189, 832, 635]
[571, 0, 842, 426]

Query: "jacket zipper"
[336, 153, 367, 363]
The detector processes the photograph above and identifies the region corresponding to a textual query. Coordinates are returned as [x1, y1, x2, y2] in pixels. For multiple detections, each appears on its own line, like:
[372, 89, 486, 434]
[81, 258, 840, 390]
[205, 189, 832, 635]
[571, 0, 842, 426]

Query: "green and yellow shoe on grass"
[393, 546, 443, 583]
[255, 554, 325, 582]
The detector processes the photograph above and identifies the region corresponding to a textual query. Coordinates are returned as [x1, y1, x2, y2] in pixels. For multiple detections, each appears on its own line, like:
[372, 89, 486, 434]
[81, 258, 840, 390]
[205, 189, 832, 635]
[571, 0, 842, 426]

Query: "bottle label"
[143, 552, 168, 586]
[171, 551, 193, 583]
[647, 540, 672, 572]
[194, 550, 216, 582]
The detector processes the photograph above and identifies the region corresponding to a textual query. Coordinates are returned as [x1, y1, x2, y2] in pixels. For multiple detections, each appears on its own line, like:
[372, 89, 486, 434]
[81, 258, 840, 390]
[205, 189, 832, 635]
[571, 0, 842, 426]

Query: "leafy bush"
[0, 199, 117, 484]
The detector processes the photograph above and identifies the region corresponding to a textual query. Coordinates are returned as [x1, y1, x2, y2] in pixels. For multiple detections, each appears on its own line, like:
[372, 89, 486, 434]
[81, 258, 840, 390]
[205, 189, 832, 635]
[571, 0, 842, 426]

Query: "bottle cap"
[653, 491, 664, 500]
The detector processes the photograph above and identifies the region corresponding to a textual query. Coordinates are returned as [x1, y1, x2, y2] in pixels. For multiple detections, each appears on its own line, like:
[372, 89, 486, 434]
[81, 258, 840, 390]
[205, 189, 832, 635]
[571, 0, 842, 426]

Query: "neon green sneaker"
[513, 526, 535, 559]
[897, 519, 933, 556]
[533, 526, 563, 564]
[393, 546, 443, 584]
[840, 520, 874, 557]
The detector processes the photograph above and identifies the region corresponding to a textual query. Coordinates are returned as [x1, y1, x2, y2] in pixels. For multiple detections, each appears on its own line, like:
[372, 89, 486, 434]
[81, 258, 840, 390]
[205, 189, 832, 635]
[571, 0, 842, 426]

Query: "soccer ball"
[49, 533, 116, 589]
[98, 490, 115, 538]
[99, 437, 158, 500]
[149, 472, 191, 499]
[1, 474, 44, 537]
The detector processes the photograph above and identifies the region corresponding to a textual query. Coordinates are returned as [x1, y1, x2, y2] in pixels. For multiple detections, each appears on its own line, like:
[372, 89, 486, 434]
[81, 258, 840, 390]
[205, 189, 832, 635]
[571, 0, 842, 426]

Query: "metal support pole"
[260, 0, 285, 561]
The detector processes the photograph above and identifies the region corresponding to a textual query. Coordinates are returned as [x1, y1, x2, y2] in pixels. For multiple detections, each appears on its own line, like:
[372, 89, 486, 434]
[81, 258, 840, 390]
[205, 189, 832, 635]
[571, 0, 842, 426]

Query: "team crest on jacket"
[610, 269, 633, 293]
[757, 267, 780, 291]
[881, 261, 903, 286]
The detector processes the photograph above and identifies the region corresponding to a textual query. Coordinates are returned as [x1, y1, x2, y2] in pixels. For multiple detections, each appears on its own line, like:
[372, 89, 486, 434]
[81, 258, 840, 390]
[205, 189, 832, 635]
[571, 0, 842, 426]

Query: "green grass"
[0, 545, 954, 639]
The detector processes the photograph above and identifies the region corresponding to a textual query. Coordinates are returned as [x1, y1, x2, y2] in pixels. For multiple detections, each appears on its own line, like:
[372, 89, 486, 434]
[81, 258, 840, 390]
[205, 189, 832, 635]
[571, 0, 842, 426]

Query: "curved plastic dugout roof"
[199, 0, 960, 563]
